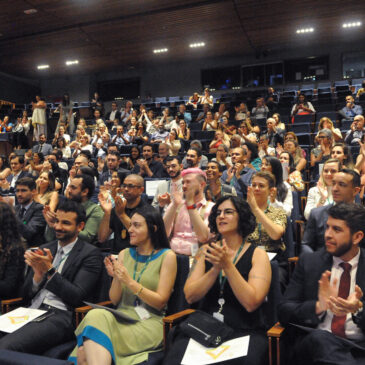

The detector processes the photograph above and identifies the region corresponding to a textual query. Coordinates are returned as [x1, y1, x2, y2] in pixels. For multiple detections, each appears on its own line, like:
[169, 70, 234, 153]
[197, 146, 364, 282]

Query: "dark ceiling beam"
[0, 0, 231, 43]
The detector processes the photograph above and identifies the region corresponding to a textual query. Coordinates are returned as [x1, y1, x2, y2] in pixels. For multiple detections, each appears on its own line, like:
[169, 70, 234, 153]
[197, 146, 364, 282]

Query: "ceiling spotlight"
[296, 28, 314, 34]
[189, 42, 206, 48]
[342, 21, 362, 28]
[65, 60, 79, 66]
[37, 65, 49, 70]
[153, 48, 168, 54]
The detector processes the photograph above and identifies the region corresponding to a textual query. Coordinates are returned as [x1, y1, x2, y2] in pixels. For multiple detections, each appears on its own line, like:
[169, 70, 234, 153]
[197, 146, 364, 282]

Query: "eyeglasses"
[317, 136, 326, 139]
[216, 209, 237, 217]
[121, 184, 142, 189]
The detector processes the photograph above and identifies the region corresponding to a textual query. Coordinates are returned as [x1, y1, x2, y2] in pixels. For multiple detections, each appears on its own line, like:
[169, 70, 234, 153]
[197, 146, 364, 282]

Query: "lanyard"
[218, 242, 244, 297]
[133, 249, 155, 284]
[54, 251, 71, 271]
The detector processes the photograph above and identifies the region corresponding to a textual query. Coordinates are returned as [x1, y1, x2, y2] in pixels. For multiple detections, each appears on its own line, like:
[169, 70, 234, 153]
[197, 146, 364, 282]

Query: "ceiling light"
[296, 28, 314, 34]
[66, 60, 79, 66]
[24, 9, 38, 15]
[153, 48, 168, 54]
[342, 21, 362, 28]
[189, 42, 205, 48]
[37, 65, 49, 70]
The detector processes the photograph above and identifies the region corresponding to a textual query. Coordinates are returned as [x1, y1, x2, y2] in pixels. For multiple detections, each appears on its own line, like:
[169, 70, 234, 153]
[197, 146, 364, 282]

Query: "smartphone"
[30, 247, 46, 255]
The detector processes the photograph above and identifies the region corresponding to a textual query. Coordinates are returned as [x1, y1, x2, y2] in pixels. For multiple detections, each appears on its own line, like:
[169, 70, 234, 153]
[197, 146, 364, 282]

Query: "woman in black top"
[0, 202, 25, 299]
[164, 196, 271, 365]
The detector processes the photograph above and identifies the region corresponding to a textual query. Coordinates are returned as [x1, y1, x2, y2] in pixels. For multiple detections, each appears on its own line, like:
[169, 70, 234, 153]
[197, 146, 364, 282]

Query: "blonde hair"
[319, 117, 333, 131]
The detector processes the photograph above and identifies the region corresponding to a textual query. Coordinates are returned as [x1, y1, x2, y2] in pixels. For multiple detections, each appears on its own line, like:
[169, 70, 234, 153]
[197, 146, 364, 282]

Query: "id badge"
[191, 242, 199, 257]
[213, 311, 224, 322]
[134, 305, 151, 320]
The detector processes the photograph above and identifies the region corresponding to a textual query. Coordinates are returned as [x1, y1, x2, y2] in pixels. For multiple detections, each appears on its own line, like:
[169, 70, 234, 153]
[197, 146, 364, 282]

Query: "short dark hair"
[132, 208, 170, 249]
[56, 198, 86, 225]
[107, 150, 120, 159]
[15, 177, 36, 190]
[164, 155, 181, 164]
[253, 171, 276, 188]
[208, 196, 256, 239]
[339, 168, 361, 188]
[142, 142, 154, 150]
[79, 150, 92, 161]
[10, 155, 24, 165]
[243, 140, 258, 161]
[188, 147, 202, 158]
[328, 202, 365, 237]
[78, 166, 96, 178]
[74, 174, 95, 198]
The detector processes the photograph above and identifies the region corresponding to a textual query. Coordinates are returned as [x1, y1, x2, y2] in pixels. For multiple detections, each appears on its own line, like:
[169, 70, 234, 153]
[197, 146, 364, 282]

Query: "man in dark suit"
[278, 202, 365, 365]
[105, 101, 121, 124]
[131, 143, 165, 178]
[0, 199, 103, 354]
[6, 155, 32, 193]
[31, 133, 53, 156]
[302, 169, 361, 251]
[15, 177, 46, 247]
[98, 151, 129, 186]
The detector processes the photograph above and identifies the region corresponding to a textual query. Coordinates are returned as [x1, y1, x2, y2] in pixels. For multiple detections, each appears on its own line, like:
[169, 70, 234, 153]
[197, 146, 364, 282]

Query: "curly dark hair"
[208, 196, 256, 240]
[0, 202, 24, 278]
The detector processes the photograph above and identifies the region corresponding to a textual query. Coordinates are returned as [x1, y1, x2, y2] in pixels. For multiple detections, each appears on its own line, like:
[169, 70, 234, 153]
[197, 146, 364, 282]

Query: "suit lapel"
[22, 202, 35, 223]
[60, 239, 83, 276]
[356, 248, 365, 291]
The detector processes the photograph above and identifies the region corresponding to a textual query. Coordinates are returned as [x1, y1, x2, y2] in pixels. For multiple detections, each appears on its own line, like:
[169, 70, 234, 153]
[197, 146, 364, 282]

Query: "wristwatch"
[352, 302, 363, 325]
[47, 267, 56, 278]
[186, 203, 197, 210]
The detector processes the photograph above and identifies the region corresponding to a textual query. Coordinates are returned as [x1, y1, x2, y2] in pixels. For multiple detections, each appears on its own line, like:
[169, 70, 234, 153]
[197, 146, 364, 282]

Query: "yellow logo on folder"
[8, 316, 29, 325]
[206, 345, 229, 360]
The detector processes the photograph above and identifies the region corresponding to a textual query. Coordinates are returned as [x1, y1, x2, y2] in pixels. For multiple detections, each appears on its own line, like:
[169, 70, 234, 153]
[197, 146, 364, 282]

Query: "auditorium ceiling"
[0, 0, 364, 78]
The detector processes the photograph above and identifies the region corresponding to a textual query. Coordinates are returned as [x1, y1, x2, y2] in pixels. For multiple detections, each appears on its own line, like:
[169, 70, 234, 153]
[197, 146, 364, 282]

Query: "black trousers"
[0, 306, 74, 355]
[163, 327, 268, 365]
[294, 329, 365, 365]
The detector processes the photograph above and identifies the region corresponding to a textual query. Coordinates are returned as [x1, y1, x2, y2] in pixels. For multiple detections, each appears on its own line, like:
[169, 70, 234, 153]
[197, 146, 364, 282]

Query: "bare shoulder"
[252, 247, 270, 265]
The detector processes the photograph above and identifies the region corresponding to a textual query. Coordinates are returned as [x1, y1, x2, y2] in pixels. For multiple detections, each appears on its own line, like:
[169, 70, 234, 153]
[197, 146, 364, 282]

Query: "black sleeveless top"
[202, 244, 265, 331]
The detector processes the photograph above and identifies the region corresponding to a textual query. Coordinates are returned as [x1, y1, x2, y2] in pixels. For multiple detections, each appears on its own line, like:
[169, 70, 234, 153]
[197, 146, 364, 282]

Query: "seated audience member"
[163, 196, 271, 365]
[98, 174, 153, 253]
[317, 117, 343, 142]
[186, 92, 201, 109]
[157, 143, 170, 162]
[0, 116, 12, 133]
[105, 101, 121, 125]
[159, 107, 173, 125]
[54, 136, 71, 159]
[132, 122, 150, 145]
[123, 146, 140, 170]
[304, 158, 341, 220]
[163, 168, 214, 256]
[235, 102, 250, 121]
[32, 133, 52, 156]
[99, 151, 130, 187]
[44, 174, 103, 245]
[24, 152, 44, 177]
[196, 103, 210, 124]
[152, 156, 183, 211]
[211, 144, 232, 170]
[209, 130, 230, 153]
[246, 171, 286, 259]
[0, 155, 11, 179]
[49, 150, 68, 172]
[0, 199, 103, 354]
[279, 151, 305, 192]
[230, 134, 242, 149]
[131, 143, 165, 178]
[200, 88, 214, 107]
[258, 134, 276, 159]
[218, 115, 236, 136]
[331, 142, 354, 169]
[221, 147, 256, 199]
[0, 202, 26, 299]
[339, 95, 363, 121]
[283, 139, 307, 172]
[71, 135, 93, 158]
[344, 114, 365, 145]
[311, 128, 333, 168]
[302, 169, 361, 251]
[90, 123, 108, 145]
[150, 121, 169, 144]
[91, 109, 105, 126]
[202, 110, 217, 131]
[266, 117, 284, 147]
[12, 117, 26, 150]
[291, 93, 315, 117]
[217, 103, 230, 121]
[177, 119, 190, 151]
[52, 125, 70, 145]
[261, 156, 293, 216]
[238, 120, 257, 143]
[70, 208, 177, 365]
[251, 97, 269, 121]
[14, 177, 46, 247]
[356, 80, 365, 99]
[182, 144, 208, 169]
[177, 103, 192, 125]
[355, 135, 365, 198]
[272, 113, 286, 131]
[111, 125, 130, 148]
[205, 161, 236, 202]
[243, 140, 261, 171]
[120, 100, 133, 124]
[7, 155, 32, 192]
[165, 128, 181, 155]
[34, 171, 59, 212]
[278, 202, 365, 365]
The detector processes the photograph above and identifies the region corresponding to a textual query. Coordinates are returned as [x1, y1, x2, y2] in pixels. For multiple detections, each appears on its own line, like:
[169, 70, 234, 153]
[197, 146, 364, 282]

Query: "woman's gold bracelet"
[134, 285, 144, 296]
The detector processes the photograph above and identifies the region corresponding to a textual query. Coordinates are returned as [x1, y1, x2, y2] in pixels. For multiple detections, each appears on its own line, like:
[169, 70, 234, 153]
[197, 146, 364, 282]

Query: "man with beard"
[14, 177, 46, 247]
[44, 174, 103, 245]
[131, 142, 165, 178]
[150, 120, 169, 144]
[98, 174, 153, 253]
[98, 151, 129, 186]
[0, 199, 103, 354]
[182, 142, 208, 169]
[163, 168, 214, 256]
[152, 156, 183, 212]
[278, 202, 365, 365]
[302, 169, 361, 252]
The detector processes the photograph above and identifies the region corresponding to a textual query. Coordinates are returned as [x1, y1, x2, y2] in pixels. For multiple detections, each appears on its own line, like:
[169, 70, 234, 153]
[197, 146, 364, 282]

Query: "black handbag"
[179, 310, 234, 347]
